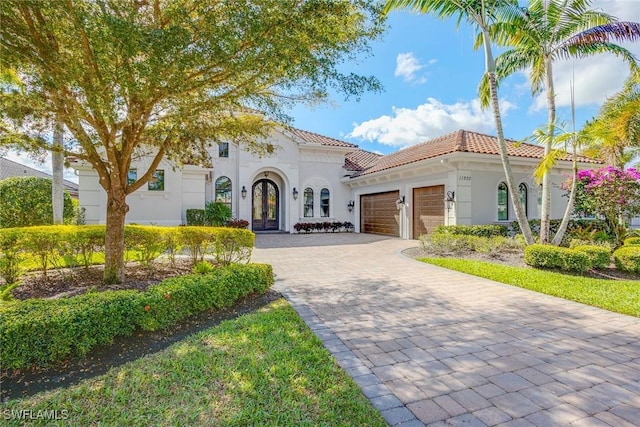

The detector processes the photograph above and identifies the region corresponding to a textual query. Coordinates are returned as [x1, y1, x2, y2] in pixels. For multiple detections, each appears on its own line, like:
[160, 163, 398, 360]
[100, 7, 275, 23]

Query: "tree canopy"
[0, 0, 386, 283]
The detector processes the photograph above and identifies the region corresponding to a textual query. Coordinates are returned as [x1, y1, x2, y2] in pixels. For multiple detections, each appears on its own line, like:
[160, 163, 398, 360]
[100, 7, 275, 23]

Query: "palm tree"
[582, 68, 640, 168]
[486, 0, 640, 243]
[52, 117, 65, 224]
[383, 0, 535, 244]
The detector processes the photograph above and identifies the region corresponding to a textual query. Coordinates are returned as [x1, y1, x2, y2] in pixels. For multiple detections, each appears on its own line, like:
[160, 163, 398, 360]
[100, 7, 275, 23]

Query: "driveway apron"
[252, 234, 640, 427]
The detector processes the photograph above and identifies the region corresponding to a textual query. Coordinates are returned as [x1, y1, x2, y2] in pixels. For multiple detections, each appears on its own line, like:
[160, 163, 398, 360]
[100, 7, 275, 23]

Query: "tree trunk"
[551, 142, 578, 246]
[52, 119, 64, 224]
[103, 187, 128, 284]
[483, 29, 535, 245]
[540, 56, 555, 243]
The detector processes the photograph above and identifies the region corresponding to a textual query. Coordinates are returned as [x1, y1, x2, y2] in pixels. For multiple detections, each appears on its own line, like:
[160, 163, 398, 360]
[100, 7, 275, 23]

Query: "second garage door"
[360, 191, 400, 237]
[413, 185, 445, 238]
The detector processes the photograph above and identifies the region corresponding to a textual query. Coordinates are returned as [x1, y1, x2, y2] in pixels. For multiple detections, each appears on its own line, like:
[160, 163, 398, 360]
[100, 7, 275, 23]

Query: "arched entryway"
[252, 179, 279, 231]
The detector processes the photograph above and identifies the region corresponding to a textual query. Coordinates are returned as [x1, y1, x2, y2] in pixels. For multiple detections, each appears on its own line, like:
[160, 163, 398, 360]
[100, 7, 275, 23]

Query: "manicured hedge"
[524, 244, 590, 273]
[0, 263, 273, 369]
[624, 237, 640, 246]
[573, 245, 611, 270]
[433, 224, 509, 238]
[0, 225, 255, 283]
[613, 246, 640, 273]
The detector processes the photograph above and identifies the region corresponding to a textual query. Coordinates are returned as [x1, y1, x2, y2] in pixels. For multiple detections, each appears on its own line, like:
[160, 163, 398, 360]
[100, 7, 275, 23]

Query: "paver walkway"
[252, 233, 640, 427]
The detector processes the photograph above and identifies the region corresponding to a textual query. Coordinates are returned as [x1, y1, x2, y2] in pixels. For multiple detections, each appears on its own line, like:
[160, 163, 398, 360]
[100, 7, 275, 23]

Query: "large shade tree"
[384, 0, 535, 244]
[483, 0, 640, 244]
[0, 0, 385, 284]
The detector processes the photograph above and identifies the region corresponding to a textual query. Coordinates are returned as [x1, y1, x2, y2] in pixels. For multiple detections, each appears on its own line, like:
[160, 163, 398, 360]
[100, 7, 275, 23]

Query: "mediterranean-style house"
[69, 128, 600, 239]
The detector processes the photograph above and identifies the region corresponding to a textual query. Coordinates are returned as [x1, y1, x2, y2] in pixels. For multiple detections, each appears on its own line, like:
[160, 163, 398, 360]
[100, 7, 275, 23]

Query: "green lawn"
[2, 299, 384, 426]
[420, 258, 640, 318]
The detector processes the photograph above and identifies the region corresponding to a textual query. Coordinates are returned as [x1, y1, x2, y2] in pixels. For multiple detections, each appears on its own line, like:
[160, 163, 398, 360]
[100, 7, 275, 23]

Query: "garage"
[413, 185, 445, 238]
[360, 191, 400, 236]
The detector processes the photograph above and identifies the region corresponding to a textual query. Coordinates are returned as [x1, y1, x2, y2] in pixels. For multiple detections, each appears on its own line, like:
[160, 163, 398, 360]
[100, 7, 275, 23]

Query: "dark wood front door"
[252, 179, 279, 231]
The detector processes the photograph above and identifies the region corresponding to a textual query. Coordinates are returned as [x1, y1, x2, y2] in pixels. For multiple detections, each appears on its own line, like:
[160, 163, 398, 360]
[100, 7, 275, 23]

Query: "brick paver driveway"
[252, 234, 640, 426]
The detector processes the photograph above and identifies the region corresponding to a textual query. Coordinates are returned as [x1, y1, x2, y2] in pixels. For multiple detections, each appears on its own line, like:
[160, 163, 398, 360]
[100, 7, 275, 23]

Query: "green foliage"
[624, 237, 640, 246]
[420, 233, 524, 257]
[204, 202, 232, 226]
[613, 246, 640, 273]
[185, 209, 206, 226]
[0, 264, 273, 368]
[511, 218, 612, 245]
[192, 261, 215, 275]
[524, 244, 590, 273]
[573, 245, 611, 270]
[211, 227, 254, 265]
[124, 225, 166, 267]
[0, 228, 24, 285]
[434, 224, 509, 238]
[1, 300, 386, 427]
[0, 283, 19, 302]
[162, 228, 183, 267]
[19, 225, 66, 277]
[0, 177, 74, 228]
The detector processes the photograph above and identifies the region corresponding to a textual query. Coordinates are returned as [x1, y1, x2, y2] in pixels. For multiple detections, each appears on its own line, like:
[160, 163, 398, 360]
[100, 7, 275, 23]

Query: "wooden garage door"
[360, 191, 400, 236]
[413, 185, 445, 238]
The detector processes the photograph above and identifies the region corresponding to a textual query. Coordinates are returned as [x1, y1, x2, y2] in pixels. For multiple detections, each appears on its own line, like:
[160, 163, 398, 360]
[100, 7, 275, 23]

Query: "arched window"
[304, 187, 313, 217]
[498, 182, 508, 221]
[320, 188, 330, 217]
[215, 176, 232, 210]
[518, 183, 528, 217]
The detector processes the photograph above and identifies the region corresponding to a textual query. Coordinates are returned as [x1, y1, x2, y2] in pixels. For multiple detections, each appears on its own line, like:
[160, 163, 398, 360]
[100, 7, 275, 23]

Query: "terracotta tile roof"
[0, 157, 79, 195]
[344, 149, 382, 171]
[287, 127, 357, 148]
[354, 130, 601, 177]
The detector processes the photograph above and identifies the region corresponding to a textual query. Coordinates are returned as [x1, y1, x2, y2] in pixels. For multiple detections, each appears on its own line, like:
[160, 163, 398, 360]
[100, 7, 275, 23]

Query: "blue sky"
[291, 0, 640, 155]
[5, 1, 640, 181]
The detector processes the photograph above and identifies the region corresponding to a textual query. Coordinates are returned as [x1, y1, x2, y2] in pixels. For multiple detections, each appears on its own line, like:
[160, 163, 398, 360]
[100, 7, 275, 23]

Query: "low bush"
[624, 237, 640, 246]
[573, 245, 611, 270]
[0, 263, 274, 368]
[124, 225, 166, 267]
[511, 219, 612, 245]
[421, 233, 524, 257]
[0, 228, 24, 285]
[225, 218, 250, 229]
[524, 244, 590, 273]
[613, 246, 640, 273]
[434, 224, 509, 238]
[185, 209, 206, 226]
[205, 201, 232, 226]
[211, 227, 254, 265]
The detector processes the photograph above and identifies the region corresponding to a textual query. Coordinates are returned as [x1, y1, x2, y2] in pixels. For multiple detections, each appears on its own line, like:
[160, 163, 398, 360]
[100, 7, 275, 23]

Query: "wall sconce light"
[264, 171, 269, 178]
[292, 187, 299, 200]
[445, 191, 455, 212]
[347, 200, 355, 212]
[396, 195, 405, 209]
[241, 186, 247, 199]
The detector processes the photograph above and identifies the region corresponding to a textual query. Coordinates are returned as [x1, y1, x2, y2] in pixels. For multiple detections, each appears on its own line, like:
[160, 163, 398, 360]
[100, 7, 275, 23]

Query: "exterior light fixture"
[241, 186, 247, 199]
[347, 200, 355, 212]
[292, 187, 299, 200]
[395, 195, 405, 209]
[445, 191, 455, 212]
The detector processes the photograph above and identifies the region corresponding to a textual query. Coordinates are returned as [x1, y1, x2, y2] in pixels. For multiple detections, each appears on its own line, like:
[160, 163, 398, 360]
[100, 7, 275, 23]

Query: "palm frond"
[564, 21, 640, 46]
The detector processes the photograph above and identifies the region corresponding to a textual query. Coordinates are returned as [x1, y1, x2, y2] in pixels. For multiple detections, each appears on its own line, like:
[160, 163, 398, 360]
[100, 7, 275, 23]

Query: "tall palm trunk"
[483, 29, 535, 244]
[52, 118, 64, 225]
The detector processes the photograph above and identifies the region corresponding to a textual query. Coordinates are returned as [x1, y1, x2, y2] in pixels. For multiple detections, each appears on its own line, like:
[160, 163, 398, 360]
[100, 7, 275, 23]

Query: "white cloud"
[348, 97, 516, 148]
[394, 52, 428, 84]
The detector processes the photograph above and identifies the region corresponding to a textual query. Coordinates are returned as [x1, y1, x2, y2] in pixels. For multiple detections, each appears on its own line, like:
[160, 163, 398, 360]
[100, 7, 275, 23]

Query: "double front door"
[252, 179, 279, 231]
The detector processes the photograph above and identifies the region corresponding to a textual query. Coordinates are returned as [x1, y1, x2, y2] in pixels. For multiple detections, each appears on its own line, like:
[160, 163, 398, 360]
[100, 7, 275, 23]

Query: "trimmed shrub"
[185, 209, 206, 226]
[205, 201, 232, 226]
[511, 218, 612, 244]
[434, 224, 509, 238]
[0, 176, 74, 228]
[624, 237, 640, 246]
[613, 246, 640, 273]
[225, 218, 249, 229]
[0, 228, 24, 285]
[573, 245, 611, 270]
[524, 244, 590, 273]
[293, 221, 354, 233]
[211, 227, 254, 265]
[124, 225, 166, 267]
[0, 263, 274, 368]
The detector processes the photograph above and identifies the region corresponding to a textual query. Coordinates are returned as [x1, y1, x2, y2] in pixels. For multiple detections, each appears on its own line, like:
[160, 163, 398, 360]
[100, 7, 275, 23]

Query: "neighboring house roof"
[287, 127, 358, 148]
[0, 157, 79, 197]
[353, 129, 602, 177]
[344, 149, 382, 171]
